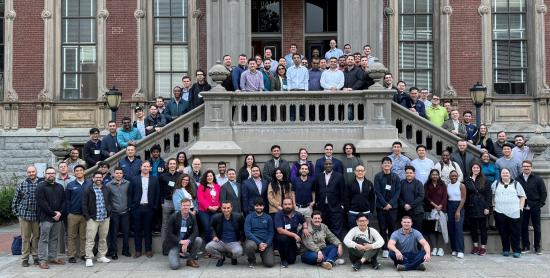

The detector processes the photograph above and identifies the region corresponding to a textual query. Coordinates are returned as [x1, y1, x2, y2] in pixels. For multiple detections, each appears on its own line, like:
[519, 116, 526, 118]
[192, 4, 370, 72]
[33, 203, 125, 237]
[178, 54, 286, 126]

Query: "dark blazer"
[451, 151, 476, 178]
[262, 158, 291, 183]
[464, 176, 491, 218]
[100, 133, 120, 157]
[315, 157, 344, 174]
[442, 119, 467, 140]
[516, 174, 547, 209]
[314, 171, 345, 212]
[237, 166, 251, 184]
[345, 178, 375, 213]
[36, 181, 65, 223]
[241, 178, 269, 214]
[188, 82, 211, 109]
[210, 212, 245, 242]
[128, 175, 160, 210]
[220, 181, 242, 213]
[398, 179, 425, 215]
[163, 211, 199, 252]
[400, 97, 426, 118]
[373, 171, 401, 209]
[144, 113, 167, 136]
[82, 185, 112, 221]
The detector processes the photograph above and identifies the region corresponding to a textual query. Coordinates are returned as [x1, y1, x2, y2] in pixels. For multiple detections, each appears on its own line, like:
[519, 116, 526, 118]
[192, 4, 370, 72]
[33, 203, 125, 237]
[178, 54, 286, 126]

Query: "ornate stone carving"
[97, 9, 110, 20]
[41, 10, 52, 19]
[442, 5, 453, 15]
[193, 9, 202, 19]
[6, 10, 16, 20]
[38, 89, 52, 102]
[537, 4, 548, 14]
[478, 5, 490, 15]
[132, 88, 146, 101]
[6, 89, 18, 102]
[444, 89, 457, 98]
[134, 9, 146, 19]
[384, 7, 394, 16]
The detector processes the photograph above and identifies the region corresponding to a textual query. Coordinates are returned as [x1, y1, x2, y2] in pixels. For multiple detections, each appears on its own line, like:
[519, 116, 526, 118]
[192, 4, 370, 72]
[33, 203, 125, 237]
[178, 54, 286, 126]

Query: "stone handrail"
[85, 105, 204, 176]
[391, 102, 496, 160]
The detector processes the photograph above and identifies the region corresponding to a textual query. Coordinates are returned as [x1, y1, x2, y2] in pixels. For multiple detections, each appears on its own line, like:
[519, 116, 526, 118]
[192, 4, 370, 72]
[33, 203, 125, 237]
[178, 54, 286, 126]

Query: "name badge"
[94, 150, 100, 155]
[385, 184, 391, 191]
[284, 224, 291, 230]
[180, 227, 187, 233]
[347, 168, 353, 173]
[168, 181, 175, 187]
[210, 190, 216, 197]
[158, 167, 164, 173]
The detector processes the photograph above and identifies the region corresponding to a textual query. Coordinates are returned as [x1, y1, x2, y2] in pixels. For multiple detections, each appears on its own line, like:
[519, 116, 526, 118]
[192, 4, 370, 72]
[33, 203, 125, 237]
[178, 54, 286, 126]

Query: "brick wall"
[106, 0, 138, 123]
[449, 1, 482, 116]
[282, 0, 305, 55]
[13, 0, 44, 127]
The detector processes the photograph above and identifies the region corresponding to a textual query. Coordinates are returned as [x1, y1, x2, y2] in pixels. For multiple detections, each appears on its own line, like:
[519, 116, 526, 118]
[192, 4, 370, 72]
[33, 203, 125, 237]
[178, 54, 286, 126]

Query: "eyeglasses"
[45, 172, 56, 175]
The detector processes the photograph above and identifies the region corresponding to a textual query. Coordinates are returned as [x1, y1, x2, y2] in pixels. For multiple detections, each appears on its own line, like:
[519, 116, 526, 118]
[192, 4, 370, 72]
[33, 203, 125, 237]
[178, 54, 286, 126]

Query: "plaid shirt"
[12, 178, 41, 221]
[93, 186, 108, 221]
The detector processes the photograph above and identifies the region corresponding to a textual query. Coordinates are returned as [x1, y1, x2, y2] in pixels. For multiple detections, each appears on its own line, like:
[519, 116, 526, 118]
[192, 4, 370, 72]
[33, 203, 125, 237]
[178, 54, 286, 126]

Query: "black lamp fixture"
[469, 82, 487, 127]
[105, 86, 122, 121]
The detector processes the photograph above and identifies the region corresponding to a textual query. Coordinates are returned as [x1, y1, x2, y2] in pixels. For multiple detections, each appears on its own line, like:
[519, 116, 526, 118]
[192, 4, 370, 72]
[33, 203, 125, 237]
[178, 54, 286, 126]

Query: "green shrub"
[0, 175, 18, 223]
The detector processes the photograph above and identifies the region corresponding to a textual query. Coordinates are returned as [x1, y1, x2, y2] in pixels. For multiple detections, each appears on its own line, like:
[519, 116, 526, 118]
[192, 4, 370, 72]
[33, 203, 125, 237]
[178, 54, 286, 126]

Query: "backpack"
[11, 235, 22, 255]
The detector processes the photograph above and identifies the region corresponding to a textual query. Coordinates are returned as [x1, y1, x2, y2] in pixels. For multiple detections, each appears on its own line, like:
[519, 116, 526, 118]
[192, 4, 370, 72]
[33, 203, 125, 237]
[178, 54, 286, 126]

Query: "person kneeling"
[205, 201, 244, 267]
[387, 216, 431, 271]
[164, 198, 202, 270]
[343, 213, 384, 271]
[275, 198, 309, 268]
[301, 211, 343, 270]
[244, 198, 275, 268]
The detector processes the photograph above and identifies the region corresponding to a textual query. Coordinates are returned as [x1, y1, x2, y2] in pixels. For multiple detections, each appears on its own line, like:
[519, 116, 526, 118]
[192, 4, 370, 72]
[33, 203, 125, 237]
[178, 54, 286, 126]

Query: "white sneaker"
[335, 258, 345, 265]
[85, 259, 93, 267]
[97, 257, 111, 263]
[382, 250, 389, 258]
[457, 252, 464, 259]
[431, 248, 437, 256]
[437, 248, 445, 256]
[451, 251, 457, 256]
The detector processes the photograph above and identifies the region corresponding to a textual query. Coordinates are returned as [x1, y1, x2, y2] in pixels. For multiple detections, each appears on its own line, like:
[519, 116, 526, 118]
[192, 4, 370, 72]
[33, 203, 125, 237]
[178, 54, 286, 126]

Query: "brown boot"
[48, 259, 65, 265]
[186, 260, 199, 268]
[38, 262, 49, 269]
[21, 260, 30, 267]
[145, 251, 153, 258]
[134, 252, 142, 258]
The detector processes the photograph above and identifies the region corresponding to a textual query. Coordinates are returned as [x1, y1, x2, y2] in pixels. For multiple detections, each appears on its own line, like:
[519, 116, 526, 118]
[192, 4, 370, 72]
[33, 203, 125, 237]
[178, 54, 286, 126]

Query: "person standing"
[451, 140, 475, 178]
[388, 141, 411, 181]
[206, 201, 245, 267]
[373, 157, 401, 258]
[129, 161, 160, 258]
[423, 169, 448, 257]
[315, 143, 344, 174]
[291, 163, 315, 221]
[517, 160, 547, 255]
[159, 158, 180, 253]
[244, 198, 275, 268]
[116, 117, 142, 149]
[495, 144, 522, 179]
[220, 169, 242, 214]
[464, 162, 491, 256]
[314, 159, 346, 239]
[492, 168, 526, 258]
[216, 161, 228, 186]
[165, 86, 190, 122]
[106, 167, 131, 259]
[341, 143, 364, 187]
[242, 166, 269, 215]
[512, 135, 534, 162]
[411, 145, 434, 185]
[267, 168, 295, 216]
[118, 143, 143, 180]
[65, 165, 91, 263]
[398, 166, 425, 232]
[239, 59, 264, 92]
[287, 53, 309, 91]
[196, 170, 221, 244]
[101, 121, 120, 158]
[12, 166, 42, 267]
[446, 170, 466, 258]
[262, 145, 291, 183]
[82, 172, 112, 267]
[343, 213, 384, 271]
[36, 167, 66, 269]
[164, 198, 202, 269]
[189, 69, 211, 109]
[290, 148, 315, 178]
[83, 128, 104, 167]
[345, 165, 375, 228]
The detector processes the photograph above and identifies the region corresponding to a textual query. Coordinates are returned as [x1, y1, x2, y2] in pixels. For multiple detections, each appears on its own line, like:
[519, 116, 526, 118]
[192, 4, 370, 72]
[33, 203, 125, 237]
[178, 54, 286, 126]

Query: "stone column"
[206, 0, 251, 71]
[4, 0, 18, 103]
[132, 0, 148, 101]
[385, 0, 398, 74]
[530, 1, 550, 125]
[434, 1, 456, 98]
[338, 0, 384, 59]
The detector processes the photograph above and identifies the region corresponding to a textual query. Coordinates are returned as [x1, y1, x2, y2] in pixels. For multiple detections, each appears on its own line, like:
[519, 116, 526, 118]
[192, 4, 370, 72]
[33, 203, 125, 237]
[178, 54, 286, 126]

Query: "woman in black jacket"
[464, 162, 491, 256]
[472, 124, 496, 156]
[237, 154, 256, 183]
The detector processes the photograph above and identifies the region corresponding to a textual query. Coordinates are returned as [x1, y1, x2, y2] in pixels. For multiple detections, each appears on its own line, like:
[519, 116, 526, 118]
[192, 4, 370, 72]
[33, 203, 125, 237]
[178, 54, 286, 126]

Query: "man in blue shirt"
[206, 201, 245, 267]
[118, 144, 142, 180]
[116, 117, 142, 149]
[287, 53, 309, 91]
[388, 141, 411, 180]
[398, 166, 425, 232]
[291, 163, 315, 220]
[387, 216, 431, 271]
[274, 198, 309, 267]
[148, 144, 165, 177]
[65, 165, 91, 263]
[231, 54, 248, 91]
[315, 143, 344, 174]
[244, 198, 274, 268]
[325, 39, 344, 60]
[308, 58, 323, 91]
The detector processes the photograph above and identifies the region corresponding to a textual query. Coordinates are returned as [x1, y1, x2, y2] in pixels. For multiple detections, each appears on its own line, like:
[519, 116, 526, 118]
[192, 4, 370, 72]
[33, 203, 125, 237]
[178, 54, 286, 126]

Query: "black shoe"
[352, 262, 361, 271]
[68, 257, 77, 264]
[122, 251, 131, 257]
[33, 257, 39, 266]
[231, 258, 238, 265]
[216, 257, 225, 267]
[111, 254, 118, 260]
[22, 260, 30, 267]
[281, 260, 288, 268]
[372, 262, 381, 270]
[80, 256, 86, 261]
[417, 263, 426, 271]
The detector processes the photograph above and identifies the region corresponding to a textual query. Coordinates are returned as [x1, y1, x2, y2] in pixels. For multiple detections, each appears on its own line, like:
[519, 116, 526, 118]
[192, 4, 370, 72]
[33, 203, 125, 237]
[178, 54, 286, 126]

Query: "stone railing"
[85, 105, 204, 175]
[391, 102, 492, 160]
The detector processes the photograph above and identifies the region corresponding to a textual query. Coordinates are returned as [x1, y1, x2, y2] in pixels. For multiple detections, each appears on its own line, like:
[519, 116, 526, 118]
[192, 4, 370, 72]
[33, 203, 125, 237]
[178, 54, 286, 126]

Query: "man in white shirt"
[410, 145, 434, 184]
[320, 57, 344, 91]
[512, 135, 534, 162]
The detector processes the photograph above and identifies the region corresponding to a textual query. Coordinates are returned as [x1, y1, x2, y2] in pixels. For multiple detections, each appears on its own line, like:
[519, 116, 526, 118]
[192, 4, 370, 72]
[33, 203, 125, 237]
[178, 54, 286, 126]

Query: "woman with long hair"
[172, 174, 197, 213]
[423, 169, 448, 257]
[237, 154, 256, 183]
[267, 168, 295, 216]
[492, 168, 526, 258]
[176, 151, 191, 174]
[472, 124, 496, 156]
[464, 162, 491, 256]
[196, 170, 221, 244]
[290, 148, 315, 178]
[447, 170, 467, 259]
[271, 65, 288, 91]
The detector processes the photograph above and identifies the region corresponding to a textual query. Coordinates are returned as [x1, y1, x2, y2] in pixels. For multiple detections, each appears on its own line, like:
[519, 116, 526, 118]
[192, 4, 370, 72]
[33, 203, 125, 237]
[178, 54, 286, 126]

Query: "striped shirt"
[491, 180, 526, 219]
[12, 178, 41, 221]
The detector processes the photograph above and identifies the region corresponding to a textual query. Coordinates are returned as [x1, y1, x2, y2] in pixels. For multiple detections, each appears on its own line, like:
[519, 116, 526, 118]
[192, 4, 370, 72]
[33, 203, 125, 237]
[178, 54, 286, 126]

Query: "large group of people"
[10, 40, 548, 273]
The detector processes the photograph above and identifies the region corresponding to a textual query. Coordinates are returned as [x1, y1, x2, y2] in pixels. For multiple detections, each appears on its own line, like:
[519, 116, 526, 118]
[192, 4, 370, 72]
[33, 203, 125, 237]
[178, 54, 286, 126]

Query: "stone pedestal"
[527, 131, 550, 217]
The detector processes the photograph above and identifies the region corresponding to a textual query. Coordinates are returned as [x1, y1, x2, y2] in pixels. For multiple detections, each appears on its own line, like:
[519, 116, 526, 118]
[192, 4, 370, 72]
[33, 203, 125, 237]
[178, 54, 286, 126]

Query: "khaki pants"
[85, 218, 110, 259]
[67, 213, 87, 258]
[19, 218, 39, 261]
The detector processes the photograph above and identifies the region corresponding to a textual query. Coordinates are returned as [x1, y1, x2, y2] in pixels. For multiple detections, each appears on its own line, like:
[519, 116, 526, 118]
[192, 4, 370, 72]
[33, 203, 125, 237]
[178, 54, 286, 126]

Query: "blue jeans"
[301, 244, 337, 265]
[447, 201, 465, 253]
[389, 249, 425, 271]
[198, 210, 215, 243]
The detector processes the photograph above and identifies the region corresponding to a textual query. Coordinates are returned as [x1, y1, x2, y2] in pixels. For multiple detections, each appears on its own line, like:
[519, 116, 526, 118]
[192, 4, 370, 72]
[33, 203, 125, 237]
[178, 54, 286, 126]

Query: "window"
[154, 0, 188, 97]
[1, 0, 6, 98]
[398, 0, 433, 91]
[305, 0, 337, 33]
[251, 0, 281, 33]
[492, 0, 526, 95]
[61, 0, 97, 100]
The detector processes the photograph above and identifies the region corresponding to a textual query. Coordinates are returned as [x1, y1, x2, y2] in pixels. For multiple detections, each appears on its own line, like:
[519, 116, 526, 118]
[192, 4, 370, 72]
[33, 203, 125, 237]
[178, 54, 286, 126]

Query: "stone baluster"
[526, 130, 550, 217]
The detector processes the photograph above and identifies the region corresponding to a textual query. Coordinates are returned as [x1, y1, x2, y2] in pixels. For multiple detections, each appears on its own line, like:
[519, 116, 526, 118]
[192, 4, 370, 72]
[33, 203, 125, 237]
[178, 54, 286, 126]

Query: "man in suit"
[315, 143, 344, 174]
[129, 161, 160, 258]
[314, 159, 346, 239]
[451, 139, 475, 178]
[262, 145, 291, 183]
[242, 166, 269, 216]
[219, 169, 242, 214]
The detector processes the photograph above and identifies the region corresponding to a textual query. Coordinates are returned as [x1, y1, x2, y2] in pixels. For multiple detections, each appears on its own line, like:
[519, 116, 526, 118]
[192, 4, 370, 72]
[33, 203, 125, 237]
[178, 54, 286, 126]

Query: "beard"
[283, 207, 293, 214]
